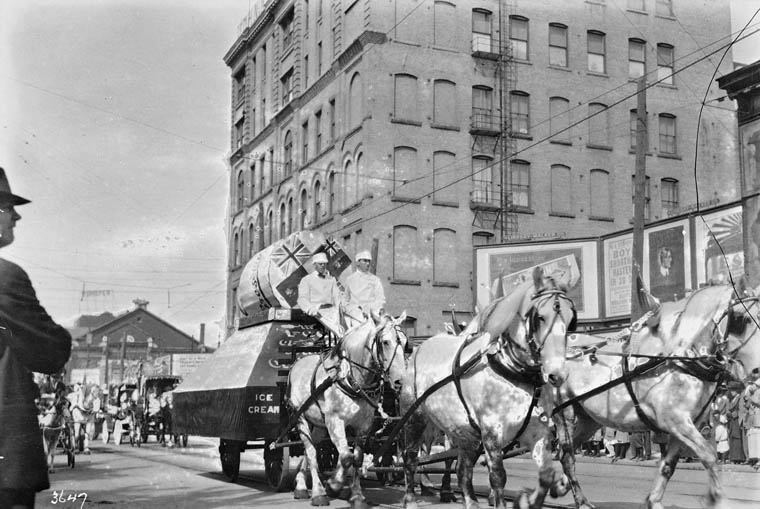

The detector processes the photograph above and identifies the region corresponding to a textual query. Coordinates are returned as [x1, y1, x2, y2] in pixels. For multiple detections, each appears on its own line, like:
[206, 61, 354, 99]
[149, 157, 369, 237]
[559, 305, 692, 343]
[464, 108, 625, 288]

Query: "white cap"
[312, 252, 328, 264]
[356, 250, 372, 261]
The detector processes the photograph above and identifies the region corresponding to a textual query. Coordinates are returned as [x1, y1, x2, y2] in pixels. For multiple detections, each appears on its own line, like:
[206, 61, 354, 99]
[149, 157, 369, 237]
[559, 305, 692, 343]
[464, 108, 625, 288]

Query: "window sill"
[391, 39, 422, 48]
[432, 45, 458, 54]
[657, 152, 681, 160]
[655, 14, 676, 21]
[390, 279, 422, 286]
[281, 44, 295, 61]
[549, 212, 576, 219]
[391, 117, 423, 127]
[586, 143, 613, 151]
[339, 201, 362, 215]
[656, 82, 677, 89]
[589, 215, 614, 222]
[548, 65, 571, 72]
[431, 122, 460, 132]
[586, 70, 609, 78]
[514, 59, 532, 66]
[512, 207, 535, 215]
[511, 133, 533, 140]
[550, 140, 572, 146]
[626, 8, 648, 15]
[433, 281, 459, 288]
[391, 196, 421, 204]
[628, 150, 653, 156]
[312, 216, 334, 229]
[432, 200, 459, 208]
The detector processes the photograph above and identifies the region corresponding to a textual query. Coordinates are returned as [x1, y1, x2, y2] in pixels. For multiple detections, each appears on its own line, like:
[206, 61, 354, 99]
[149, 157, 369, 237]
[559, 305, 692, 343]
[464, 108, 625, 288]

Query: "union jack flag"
[270, 235, 313, 274]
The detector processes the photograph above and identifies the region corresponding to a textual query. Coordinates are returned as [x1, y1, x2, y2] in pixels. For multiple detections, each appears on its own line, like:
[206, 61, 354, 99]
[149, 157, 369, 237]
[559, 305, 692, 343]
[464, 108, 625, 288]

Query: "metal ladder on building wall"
[498, 0, 518, 241]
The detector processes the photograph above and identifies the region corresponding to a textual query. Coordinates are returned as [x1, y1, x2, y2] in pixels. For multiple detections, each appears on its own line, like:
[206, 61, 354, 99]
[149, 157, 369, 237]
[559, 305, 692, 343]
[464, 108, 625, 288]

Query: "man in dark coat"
[0, 167, 72, 508]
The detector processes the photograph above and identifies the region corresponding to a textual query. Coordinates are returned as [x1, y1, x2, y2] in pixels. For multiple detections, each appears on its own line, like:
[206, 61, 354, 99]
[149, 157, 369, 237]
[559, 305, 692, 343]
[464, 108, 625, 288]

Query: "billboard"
[643, 219, 691, 302]
[695, 205, 743, 287]
[474, 240, 599, 320]
[603, 233, 633, 317]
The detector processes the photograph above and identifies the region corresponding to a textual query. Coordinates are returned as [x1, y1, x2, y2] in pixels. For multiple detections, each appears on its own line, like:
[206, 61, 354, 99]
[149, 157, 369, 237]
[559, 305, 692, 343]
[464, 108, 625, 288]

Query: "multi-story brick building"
[223, 0, 738, 337]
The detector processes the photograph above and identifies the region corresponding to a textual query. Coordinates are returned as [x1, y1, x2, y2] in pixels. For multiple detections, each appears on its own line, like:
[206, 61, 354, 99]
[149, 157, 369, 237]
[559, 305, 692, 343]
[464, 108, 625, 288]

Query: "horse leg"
[418, 433, 436, 497]
[324, 414, 351, 497]
[296, 418, 329, 506]
[481, 439, 507, 509]
[83, 419, 93, 453]
[517, 432, 557, 509]
[457, 445, 481, 509]
[348, 439, 369, 509]
[440, 454, 457, 503]
[401, 414, 427, 509]
[645, 436, 682, 509]
[555, 409, 596, 509]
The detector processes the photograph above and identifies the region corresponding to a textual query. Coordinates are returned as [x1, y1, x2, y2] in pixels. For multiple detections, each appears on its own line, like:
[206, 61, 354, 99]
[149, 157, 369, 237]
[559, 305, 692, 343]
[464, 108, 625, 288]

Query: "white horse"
[400, 268, 576, 509]
[287, 312, 408, 509]
[554, 283, 760, 509]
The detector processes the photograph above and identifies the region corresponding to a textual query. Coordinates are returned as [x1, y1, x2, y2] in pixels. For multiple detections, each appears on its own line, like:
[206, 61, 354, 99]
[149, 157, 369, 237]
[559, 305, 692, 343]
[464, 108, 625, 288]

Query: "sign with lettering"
[643, 219, 691, 302]
[604, 234, 633, 317]
[171, 353, 212, 378]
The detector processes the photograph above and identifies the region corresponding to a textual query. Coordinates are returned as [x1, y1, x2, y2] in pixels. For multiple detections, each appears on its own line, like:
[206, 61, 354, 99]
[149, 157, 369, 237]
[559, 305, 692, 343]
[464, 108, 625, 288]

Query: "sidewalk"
[566, 450, 760, 473]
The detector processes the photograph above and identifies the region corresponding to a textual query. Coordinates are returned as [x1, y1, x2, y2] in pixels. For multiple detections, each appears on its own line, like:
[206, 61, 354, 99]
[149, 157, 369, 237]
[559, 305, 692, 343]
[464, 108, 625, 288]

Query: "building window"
[656, 0, 674, 17]
[630, 109, 648, 151]
[299, 189, 308, 230]
[629, 38, 646, 79]
[328, 170, 336, 215]
[248, 223, 255, 259]
[631, 175, 651, 221]
[548, 23, 568, 67]
[329, 98, 336, 141]
[549, 96, 570, 143]
[589, 169, 611, 218]
[588, 102, 610, 147]
[267, 209, 273, 245]
[657, 43, 675, 85]
[261, 44, 267, 85]
[394, 73, 419, 122]
[233, 230, 241, 266]
[249, 165, 256, 202]
[434, 1, 457, 48]
[280, 8, 295, 50]
[315, 109, 322, 153]
[659, 113, 677, 154]
[393, 146, 421, 199]
[472, 232, 494, 246]
[344, 160, 356, 208]
[304, 55, 309, 88]
[259, 155, 266, 191]
[393, 225, 420, 282]
[472, 156, 497, 205]
[283, 130, 293, 177]
[472, 86, 494, 131]
[433, 228, 457, 284]
[233, 118, 244, 150]
[261, 97, 266, 128]
[433, 79, 457, 126]
[234, 69, 246, 105]
[433, 151, 457, 203]
[510, 160, 530, 209]
[304, 0, 310, 31]
[550, 164, 572, 215]
[349, 73, 362, 128]
[268, 147, 274, 186]
[627, 0, 645, 11]
[256, 211, 264, 252]
[313, 180, 322, 222]
[472, 9, 493, 52]
[587, 30, 606, 73]
[317, 41, 323, 75]
[301, 120, 309, 164]
[509, 15, 529, 60]
[510, 91, 530, 135]
[661, 178, 679, 216]
[287, 196, 294, 235]
[237, 171, 245, 210]
[281, 67, 294, 105]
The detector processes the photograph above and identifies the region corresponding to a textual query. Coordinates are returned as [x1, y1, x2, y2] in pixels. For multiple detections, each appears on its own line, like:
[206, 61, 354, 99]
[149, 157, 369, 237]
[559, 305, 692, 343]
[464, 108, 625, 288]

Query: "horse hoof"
[644, 496, 664, 509]
[350, 496, 369, 509]
[516, 489, 531, 509]
[420, 485, 436, 497]
[488, 491, 496, 506]
[549, 474, 570, 498]
[339, 487, 352, 500]
[579, 503, 596, 509]
[324, 483, 341, 498]
[440, 491, 457, 503]
[294, 489, 310, 499]
[402, 499, 419, 509]
[311, 495, 330, 506]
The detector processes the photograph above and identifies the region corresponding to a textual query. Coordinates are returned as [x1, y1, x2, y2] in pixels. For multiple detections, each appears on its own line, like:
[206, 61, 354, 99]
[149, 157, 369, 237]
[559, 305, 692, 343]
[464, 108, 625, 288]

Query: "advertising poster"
[695, 206, 743, 287]
[603, 234, 633, 317]
[741, 118, 760, 197]
[474, 241, 599, 319]
[746, 195, 760, 287]
[644, 220, 690, 302]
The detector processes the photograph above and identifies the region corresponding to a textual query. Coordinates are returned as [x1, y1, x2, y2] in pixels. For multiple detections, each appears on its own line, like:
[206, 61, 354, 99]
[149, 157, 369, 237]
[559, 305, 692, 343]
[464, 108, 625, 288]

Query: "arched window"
[549, 96, 570, 143]
[659, 113, 677, 154]
[249, 164, 256, 202]
[343, 159, 356, 208]
[589, 169, 611, 218]
[472, 156, 496, 204]
[472, 231, 494, 247]
[472, 85, 493, 131]
[248, 223, 255, 259]
[233, 230, 240, 266]
[283, 131, 293, 177]
[328, 171, 336, 215]
[588, 102, 610, 147]
[433, 151, 457, 203]
[313, 180, 322, 223]
[510, 91, 530, 135]
[433, 228, 457, 284]
[287, 196, 294, 235]
[433, 80, 457, 126]
[394, 74, 418, 122]
[256, 207, 264, 252]
[267, 208, 274, 246]
[349, 72, 363, 128]
[661, 178, 679, 217]
[510, 159, 531, 209]
[548, 23, 568, 67]
[279, 202, 287, 239]
[393, 146, 421, 199]
[356, 153, 365, 202]
[551, 164, 572, 215]
[237, 171, 245, 210]
[393, 225, 420, 282]
[434, 1, 457, 48]
[299, 189, 308, 230]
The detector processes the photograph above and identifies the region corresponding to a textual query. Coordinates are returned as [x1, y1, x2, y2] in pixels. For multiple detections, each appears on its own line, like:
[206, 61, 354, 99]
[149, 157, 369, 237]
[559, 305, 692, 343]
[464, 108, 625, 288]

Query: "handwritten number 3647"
[51, 490, 88, 509]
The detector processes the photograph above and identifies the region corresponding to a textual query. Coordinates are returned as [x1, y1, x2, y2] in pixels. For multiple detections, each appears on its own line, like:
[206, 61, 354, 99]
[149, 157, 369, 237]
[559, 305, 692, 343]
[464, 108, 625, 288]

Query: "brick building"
[223, 0, 738, 337]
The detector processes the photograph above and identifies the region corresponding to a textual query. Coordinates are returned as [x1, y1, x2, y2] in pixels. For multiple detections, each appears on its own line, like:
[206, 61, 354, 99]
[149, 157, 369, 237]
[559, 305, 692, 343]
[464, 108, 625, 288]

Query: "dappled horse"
[287, 312, 408, 509]
[554, 283, 760, 509]
[399, 267, 577, 509]
[69, 382, 101, 453]
[38, 393, 69, 472]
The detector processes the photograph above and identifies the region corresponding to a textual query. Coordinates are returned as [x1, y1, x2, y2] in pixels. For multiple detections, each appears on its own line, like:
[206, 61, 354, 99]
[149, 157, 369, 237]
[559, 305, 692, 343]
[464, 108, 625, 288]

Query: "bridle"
[713, 294, 760, 377]
[521, 289, 575, 364]
[338, 315, 406, 388]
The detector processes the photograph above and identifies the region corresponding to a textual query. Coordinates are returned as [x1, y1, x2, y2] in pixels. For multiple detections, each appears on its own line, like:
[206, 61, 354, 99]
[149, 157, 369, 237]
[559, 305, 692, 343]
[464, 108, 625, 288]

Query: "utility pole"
[631, 76, 648, 323]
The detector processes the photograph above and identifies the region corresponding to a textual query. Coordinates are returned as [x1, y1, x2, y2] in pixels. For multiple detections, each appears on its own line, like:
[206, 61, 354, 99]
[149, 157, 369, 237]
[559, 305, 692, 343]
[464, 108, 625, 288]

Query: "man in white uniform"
[297, 252, 343, 336]
[343, 250, 385, 319]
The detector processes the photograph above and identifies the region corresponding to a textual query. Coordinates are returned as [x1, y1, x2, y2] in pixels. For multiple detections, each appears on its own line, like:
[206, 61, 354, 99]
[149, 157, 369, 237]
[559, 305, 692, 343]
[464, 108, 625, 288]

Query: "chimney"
[199, 323, 206, 352]
[132, 298, 149, 310]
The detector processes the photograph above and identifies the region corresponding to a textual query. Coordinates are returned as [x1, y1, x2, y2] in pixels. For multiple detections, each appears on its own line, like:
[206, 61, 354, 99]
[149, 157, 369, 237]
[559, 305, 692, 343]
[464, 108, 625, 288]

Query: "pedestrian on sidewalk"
[714, 413, 729, 464]
[0, 168, 72, 509]
[728, 382, 746, 464]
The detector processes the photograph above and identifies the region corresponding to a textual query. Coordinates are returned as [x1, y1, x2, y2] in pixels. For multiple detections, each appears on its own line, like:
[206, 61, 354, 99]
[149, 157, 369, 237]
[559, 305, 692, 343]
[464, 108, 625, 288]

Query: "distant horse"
[554, 284, 760, 509]
[287, 312, 408, 509]
[69, 382, 101, 453]
[38, 394, 69, 472]
[399, 267, 577, 509]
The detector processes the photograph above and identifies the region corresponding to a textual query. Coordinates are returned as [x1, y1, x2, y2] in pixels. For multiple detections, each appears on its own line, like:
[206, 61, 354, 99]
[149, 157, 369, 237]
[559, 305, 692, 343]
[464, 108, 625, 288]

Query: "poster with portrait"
[744, 195, 760, 287]
[695, 205, 743, 287]
[741, 117, 760, 197]
[474, 240, 599, 319]
[603, 233, 633, 317]
[643, 220, 690, 302]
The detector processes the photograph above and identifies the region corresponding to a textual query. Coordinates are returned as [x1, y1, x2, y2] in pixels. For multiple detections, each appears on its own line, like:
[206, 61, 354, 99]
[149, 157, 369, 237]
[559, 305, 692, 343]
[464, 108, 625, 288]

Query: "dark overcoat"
[0, 258, 72, 492]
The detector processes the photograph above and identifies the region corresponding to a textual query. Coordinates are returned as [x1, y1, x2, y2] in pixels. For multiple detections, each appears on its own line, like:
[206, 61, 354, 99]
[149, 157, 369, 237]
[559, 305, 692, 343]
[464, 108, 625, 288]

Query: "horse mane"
[666, 285, 736, 352]
[328, 315, 377, 358]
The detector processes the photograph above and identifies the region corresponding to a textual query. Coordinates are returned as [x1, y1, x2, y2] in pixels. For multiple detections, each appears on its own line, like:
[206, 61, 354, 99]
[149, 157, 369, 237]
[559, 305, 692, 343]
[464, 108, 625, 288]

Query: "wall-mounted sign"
[695, 205, 743, 287]
[603, 233, 633, 317]
[643, 219, 691, 302]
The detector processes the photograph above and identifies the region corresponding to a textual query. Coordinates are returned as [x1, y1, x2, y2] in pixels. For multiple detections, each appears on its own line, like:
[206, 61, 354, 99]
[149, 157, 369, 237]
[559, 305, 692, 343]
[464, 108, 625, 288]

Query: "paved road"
[36, 437, 760, 508]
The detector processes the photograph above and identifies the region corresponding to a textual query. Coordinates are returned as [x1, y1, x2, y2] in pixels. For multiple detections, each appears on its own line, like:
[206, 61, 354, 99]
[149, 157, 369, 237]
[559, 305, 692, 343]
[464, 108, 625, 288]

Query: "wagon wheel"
[264, 441, 299, 492]
[220, 439, 241, 482]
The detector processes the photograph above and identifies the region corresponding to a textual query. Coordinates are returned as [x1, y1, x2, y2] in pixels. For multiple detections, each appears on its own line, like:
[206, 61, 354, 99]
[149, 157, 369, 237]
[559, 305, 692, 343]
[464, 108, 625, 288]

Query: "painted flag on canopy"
[322, 237, 353, 280]
[270, 235, 313, 274]
[276, 265, 309, 307]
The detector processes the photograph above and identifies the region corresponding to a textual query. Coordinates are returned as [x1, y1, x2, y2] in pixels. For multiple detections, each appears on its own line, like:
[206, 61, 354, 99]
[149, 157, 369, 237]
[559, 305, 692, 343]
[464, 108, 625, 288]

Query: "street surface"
[36, 437, 760, 509]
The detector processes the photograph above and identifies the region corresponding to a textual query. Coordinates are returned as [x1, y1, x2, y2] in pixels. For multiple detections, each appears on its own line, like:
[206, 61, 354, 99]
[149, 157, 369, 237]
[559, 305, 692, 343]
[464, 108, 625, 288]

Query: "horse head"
[718, 283, 760, 382]
[370, 310, 408, 389]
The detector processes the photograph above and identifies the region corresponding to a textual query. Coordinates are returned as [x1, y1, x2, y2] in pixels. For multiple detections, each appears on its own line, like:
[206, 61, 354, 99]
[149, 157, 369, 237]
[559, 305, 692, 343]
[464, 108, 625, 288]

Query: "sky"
[0, 0, 759, 346]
